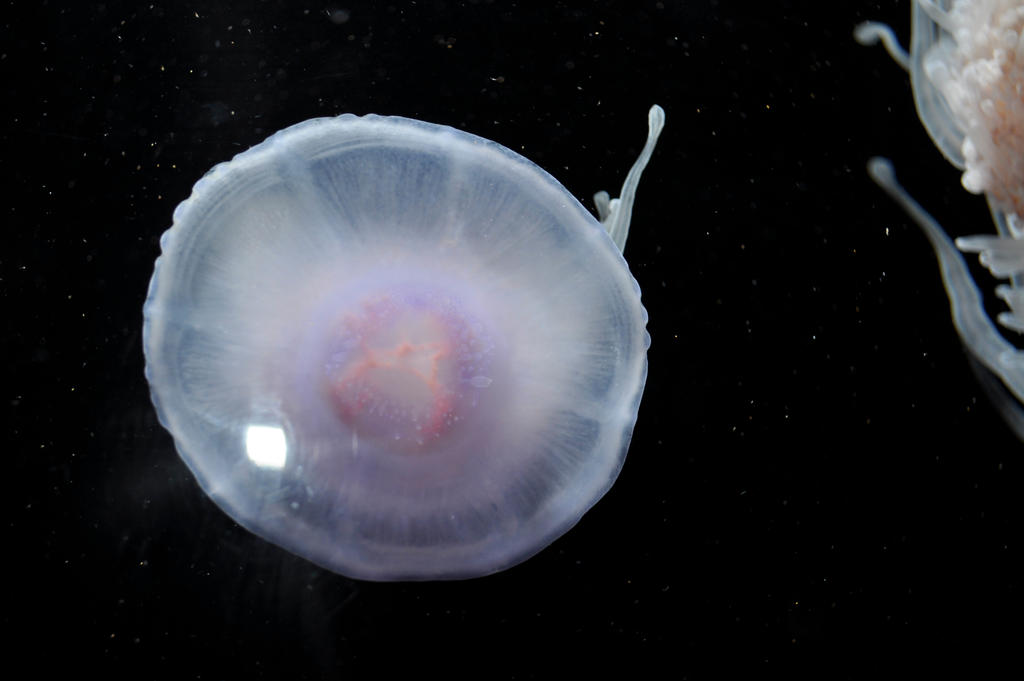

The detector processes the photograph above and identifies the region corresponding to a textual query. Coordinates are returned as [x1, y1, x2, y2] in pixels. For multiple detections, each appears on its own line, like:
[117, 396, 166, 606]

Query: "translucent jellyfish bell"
[143, 106, 664, 581]
[855, 0, 967, 169]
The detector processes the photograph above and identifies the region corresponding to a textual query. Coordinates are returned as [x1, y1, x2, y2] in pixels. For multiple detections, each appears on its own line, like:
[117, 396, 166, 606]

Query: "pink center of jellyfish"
[322, 289, 493, 449]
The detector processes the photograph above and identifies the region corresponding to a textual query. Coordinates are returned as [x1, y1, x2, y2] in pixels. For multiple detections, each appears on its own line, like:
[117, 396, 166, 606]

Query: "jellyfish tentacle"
[854, 21, 911, 71]
[967, 352, 1024, 441]
[593, 190, 612, 222]
[993, 285, 1024, 333]
[957, 234, 1024, 278]
[596, 104, 665, 253]
[867, 157, 1024, 405]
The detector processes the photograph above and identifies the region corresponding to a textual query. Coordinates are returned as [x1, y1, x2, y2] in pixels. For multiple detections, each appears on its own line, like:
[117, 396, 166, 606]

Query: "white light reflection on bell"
[244, 425, 288, 469]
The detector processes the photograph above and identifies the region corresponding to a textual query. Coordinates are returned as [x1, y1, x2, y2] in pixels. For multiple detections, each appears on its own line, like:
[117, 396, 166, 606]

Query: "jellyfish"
[856, 0, 1024, 437]
[142, 105, 665, 580]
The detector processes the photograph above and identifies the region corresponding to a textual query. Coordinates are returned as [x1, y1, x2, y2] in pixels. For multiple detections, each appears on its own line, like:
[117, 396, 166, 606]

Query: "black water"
[7, 1, 1022, 678]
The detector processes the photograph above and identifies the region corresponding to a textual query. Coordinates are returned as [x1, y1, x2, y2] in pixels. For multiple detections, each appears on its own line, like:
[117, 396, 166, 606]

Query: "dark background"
[6, 0, 1023, 678]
